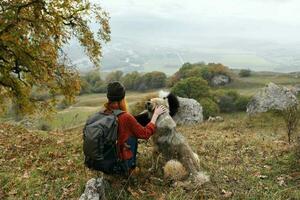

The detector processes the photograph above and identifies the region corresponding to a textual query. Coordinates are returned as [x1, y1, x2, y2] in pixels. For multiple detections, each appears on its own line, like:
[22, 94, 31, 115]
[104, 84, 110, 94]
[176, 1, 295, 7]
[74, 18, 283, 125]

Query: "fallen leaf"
[221, 189, 233, 198]
[138, 189, 146, 194]
[0, 189, 5, 199]
[254, 172, 268, 179]
[8, 190, 17, 195]
[263, 165, 272, 170]
[22, 171, 29, 179]
[258, 175, 268, 179]
[127, 187, 139, 198]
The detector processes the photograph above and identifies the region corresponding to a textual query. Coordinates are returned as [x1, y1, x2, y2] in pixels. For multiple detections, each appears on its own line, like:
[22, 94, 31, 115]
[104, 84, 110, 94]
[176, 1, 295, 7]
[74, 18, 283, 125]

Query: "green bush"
[91, 80, 106, 93]
[217, 90, 250, 113]
[79, 78, 92, 95]
[235, 96, 251, 111]
[121, 71, 141, 90]
[105, 70, 123, 83]
[37, 120, 52, 131]
[218, 95, 236, 113]
[239, 69, 251, 77]
[171, 77, 210, 100]
[199, 98, 220, 119]
[56, 98, 74, 110]
[168, 62, 232, 87]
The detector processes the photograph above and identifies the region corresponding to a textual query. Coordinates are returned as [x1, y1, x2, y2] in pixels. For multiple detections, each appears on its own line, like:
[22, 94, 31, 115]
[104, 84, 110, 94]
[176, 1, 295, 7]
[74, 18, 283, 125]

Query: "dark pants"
[112, 136, 138, 176]
[124, 136, 138, 169]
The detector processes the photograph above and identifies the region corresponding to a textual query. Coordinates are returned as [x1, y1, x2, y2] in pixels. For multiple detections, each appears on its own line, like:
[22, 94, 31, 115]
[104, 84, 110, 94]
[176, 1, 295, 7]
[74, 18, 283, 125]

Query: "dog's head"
[145, 91, 180, 117]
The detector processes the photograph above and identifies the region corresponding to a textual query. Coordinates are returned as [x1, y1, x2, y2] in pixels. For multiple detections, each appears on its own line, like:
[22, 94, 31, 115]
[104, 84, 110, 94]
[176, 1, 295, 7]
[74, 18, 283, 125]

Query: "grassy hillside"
[30, 71, 299, 131]
[1, 113, 300, 199]
[24, 92, 156, 131]
[222, 72, 300, 96]
[1, 71, 300, 199]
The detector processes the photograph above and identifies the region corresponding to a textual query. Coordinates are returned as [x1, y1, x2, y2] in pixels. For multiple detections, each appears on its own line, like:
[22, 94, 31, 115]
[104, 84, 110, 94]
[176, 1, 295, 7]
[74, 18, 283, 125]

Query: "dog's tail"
[163, 159, 188, 181]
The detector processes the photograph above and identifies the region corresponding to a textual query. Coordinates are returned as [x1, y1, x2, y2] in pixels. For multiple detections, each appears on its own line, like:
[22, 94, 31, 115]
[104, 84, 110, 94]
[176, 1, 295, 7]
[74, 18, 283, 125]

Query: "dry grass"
[1, 112, 300, 199]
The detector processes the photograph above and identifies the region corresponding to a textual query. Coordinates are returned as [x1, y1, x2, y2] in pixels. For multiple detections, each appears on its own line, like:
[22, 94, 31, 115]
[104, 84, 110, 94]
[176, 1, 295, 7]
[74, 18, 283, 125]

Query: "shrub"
[207, 63, 231, 77]
[217, 91, 250, 113]
[80, 70, 106, 94]
[166, 72, 181, 87]
[30, 91, 51, 101]
[239, 69, 251, 77]
[138, 71, 167, 90]
[218, 95, 236, 113]
[56, 99, 71, 110]
[199, 98, 220, 119]
[168, 62, 232, 87]
[37, 120, 52, 131]
[235, 96, 251, 111]
[79, 78, 92, 95]
[122, 71, 167, 91]
[121, 71, 141, 90]
[171, 77, 210, 100]
[91, 80, 106, 93]
[105, 70, 123, 83]
[282, 106, 300, 143]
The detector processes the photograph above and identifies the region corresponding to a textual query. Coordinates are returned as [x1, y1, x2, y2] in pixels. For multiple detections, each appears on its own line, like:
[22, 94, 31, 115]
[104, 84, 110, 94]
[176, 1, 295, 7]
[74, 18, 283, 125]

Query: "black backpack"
[83, 109, 125, 174]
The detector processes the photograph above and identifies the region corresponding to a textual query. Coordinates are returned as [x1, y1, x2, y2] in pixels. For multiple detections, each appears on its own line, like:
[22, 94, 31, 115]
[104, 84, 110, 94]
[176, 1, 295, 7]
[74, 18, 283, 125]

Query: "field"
[1, 72, 300, 199]
[1, 113, 300, 199]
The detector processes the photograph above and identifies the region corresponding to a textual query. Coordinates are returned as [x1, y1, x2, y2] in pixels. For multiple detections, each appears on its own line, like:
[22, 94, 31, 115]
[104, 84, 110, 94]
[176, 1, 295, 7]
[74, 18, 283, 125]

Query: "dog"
[135, 92, 209, 185]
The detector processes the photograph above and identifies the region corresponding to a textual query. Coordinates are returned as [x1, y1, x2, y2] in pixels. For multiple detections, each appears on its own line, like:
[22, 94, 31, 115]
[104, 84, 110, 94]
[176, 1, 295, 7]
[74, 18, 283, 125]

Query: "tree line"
[80, 70, 167, 94]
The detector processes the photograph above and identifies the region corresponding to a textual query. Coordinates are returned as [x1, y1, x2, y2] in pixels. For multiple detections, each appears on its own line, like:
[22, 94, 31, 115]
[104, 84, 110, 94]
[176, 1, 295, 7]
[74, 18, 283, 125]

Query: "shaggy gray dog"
[136, 92, 209, 185]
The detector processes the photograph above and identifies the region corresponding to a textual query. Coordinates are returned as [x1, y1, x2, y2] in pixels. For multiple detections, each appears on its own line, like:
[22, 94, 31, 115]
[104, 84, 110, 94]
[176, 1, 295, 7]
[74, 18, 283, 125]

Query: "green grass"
[1, 112, 300, 199]
[33, 91, 157, 130]
[42, 106, 100, 130]
[1, 71, 300, 199]
[217, 73, 300, 96]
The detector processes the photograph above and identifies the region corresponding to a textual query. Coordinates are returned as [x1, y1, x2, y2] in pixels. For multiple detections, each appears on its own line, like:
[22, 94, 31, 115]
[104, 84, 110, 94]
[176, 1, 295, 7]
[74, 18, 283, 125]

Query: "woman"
[104, 81, 166, 175]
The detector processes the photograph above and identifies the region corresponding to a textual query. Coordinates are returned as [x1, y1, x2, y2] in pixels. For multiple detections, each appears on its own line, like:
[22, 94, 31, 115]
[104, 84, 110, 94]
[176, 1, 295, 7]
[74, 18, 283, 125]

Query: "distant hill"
[65, 37, 300, 75]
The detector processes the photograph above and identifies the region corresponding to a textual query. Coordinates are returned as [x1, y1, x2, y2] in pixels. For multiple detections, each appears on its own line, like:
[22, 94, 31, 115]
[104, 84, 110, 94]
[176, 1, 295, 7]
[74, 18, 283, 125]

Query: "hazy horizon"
[68, 0, 300, 74]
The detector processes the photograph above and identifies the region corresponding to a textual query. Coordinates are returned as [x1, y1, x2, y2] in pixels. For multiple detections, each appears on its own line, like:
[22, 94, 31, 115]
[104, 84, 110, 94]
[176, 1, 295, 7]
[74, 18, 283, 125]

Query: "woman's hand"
[151, 105, 168, 124]
[153, 105, 167, 117]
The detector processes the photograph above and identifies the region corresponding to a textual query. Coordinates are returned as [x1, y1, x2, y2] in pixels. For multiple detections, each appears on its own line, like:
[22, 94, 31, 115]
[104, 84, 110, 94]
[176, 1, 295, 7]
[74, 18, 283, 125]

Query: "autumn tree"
[0, 0, 110, 115]
[105, 70, 123, 83]
[121, 71, 141, 90]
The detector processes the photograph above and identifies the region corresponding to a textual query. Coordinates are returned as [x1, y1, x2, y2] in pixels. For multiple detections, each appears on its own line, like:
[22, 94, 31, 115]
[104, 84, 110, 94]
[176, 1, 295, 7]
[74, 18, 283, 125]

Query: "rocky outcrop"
[247, 83, 298, 114]
[291, 84, 300, 95]
[211, 74, 230, 86]
[80, 178, 107, 200]
[173, 97, 203, 125]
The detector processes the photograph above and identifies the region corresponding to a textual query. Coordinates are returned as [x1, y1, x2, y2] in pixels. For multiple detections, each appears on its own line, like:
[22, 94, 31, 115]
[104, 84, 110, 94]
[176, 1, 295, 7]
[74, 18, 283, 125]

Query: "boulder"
[173, 97, 203, 125]
[211, 74, 230, 86]
[247, 82, 298, 114]
[80, 178, 107, 200]
[291, 84, 300, 95]
[207, 116, 224, 122]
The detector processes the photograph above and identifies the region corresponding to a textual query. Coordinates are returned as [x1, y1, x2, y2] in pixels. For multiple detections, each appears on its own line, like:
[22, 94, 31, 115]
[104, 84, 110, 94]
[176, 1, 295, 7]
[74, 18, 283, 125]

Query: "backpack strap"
[112, 109, 124, 116]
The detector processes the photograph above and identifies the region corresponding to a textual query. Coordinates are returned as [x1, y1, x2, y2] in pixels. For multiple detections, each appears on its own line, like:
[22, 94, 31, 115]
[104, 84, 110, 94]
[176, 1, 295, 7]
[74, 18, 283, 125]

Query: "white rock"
[247, 82, 298, 114]
[291, 84, 300, 95]
[79, 178, 107, 200]
[207, 116, 224, 122]
[211, 74, 230, 86]
[173, 97, 203, 125]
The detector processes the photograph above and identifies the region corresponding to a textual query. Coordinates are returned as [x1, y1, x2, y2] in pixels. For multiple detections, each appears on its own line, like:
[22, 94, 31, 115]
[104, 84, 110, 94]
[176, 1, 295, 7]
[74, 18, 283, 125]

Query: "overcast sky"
[97, 0, 300, 43]
[100, 0, 299, 24]
[78, 0, 300, 72]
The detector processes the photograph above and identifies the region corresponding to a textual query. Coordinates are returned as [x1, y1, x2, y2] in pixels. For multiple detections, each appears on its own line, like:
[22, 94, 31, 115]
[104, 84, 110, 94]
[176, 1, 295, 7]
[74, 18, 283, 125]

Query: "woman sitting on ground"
[103, 81, 166, 175]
